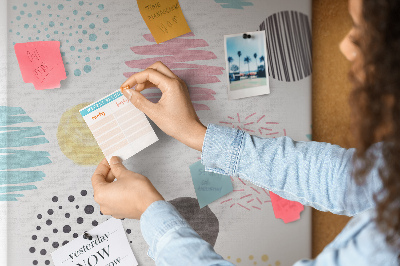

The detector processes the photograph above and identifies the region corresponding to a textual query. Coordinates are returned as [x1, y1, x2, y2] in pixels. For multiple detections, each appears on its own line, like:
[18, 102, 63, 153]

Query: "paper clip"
[83, 231, 93, 240]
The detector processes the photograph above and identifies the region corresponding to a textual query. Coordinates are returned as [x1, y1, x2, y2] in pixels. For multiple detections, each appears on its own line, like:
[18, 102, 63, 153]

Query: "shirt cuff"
[201, 124, 245, 176]
[140, 200, 190, 260]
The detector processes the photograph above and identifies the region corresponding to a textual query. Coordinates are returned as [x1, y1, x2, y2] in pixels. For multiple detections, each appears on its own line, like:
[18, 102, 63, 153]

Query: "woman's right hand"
[120, 61, 207, 151]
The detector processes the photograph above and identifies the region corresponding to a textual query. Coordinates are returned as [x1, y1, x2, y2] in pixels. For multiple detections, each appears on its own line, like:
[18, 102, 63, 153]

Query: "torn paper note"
[189, 160, 233, 208]
[14, 41, 66, 90]
[137, 0, 191, 43]
[270, 191, 304, 223]
[79, 90, 158, 162]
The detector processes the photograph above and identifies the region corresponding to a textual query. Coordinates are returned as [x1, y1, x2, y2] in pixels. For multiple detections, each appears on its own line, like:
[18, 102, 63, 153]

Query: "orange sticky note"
[14, 41, 66, 90]
[270, 191, 304, 223]
[137, 0, 191, 44]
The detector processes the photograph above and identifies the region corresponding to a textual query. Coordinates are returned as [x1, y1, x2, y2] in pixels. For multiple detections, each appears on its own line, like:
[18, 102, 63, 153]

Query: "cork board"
[311, 0, 353, 258]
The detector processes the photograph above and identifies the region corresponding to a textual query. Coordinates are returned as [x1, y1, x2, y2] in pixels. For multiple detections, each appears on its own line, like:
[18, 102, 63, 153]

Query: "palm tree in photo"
[260, 55, 266, 76]
[227, 56, 234, 73]
[237, 51, 242, 78]
[244, 56, 251, 78]
[253, 53, 258, 75]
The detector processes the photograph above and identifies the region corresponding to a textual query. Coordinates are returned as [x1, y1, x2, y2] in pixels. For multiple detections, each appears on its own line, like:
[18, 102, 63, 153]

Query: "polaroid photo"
[224, 30, 270, 100]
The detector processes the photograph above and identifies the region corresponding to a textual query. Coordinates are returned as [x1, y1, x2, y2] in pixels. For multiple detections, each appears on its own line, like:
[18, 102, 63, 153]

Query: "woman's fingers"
[146, 61, 178, 79]
[120, 67, 175, 93]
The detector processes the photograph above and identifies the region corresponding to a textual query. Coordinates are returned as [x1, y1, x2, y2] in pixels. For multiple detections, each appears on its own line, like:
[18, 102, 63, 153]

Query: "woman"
[91, 0, 400, 264]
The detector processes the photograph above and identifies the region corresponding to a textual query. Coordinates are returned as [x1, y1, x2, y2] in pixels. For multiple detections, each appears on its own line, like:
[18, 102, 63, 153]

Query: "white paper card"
[79, 89, 158, 162]
[51, 218, 138, 266]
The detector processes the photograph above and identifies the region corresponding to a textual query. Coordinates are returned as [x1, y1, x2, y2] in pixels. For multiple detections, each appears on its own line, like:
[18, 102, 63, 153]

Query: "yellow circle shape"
[236, 258, 242, 263]
[57, 103, 103, 165]
[262, 255, 269, 262]
[249, 255, 254, 260]
[275, 261, 281, 266]
[227, 256, 231, 259]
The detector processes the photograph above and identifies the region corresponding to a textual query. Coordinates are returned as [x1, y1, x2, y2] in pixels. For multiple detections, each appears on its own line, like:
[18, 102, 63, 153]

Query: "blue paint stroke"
[0, 149, 51, 170]
[0, 106, 33, 126]
[0, 171, 45, 185]
[0, 106, 52, 201]
[214, 0, 253, 9]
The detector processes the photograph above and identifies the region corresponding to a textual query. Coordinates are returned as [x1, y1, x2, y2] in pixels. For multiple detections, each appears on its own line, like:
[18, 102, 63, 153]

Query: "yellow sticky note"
[137, 0, 191, 43]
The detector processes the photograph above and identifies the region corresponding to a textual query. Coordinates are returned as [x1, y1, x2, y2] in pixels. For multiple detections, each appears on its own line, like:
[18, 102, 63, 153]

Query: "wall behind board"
[312, 0, 353, 258]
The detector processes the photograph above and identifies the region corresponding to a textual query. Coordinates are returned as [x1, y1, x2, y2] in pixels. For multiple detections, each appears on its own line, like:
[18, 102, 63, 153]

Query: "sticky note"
[51, 218, 138, 266]
[189, 160, 233, 208]
[269, 191, 304, 223]
[79, 90, 158, 162]
[137, 0, 191, 44]
[14, 41, 66, 90]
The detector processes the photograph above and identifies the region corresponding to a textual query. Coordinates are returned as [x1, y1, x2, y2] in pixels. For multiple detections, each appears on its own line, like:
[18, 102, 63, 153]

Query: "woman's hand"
[120, 61, 206, 152]
[91, 157, 164, 220]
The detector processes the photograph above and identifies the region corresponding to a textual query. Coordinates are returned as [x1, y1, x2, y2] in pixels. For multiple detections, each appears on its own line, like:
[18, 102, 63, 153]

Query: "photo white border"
[224, 30, 270, 100]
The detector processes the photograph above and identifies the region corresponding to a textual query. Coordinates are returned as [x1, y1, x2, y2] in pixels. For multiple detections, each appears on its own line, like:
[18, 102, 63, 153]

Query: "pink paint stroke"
[233, 189, 245, 192]
[237, 113, 240, 123]
[220, 198, 233, 204]
[252, 206, 261, 210]
[265, 132, 279, 136]
[240, 194, 252, 199]
[257, 115, 265, 123]
[237, 126, 242, 130]
[265, 122, 279, 124]
[257, 197, 262, 205]
[237, 203, 250, 211]
[284, 129, 287, 136]
[230, 176, 234, 182]
[264, 200, 271, 203]
[250, 187, 260, 194]
[245, 113, 256, 120]
[228, 116, 234, 120]
[220, 121, 233, 125]
[230, 203, 235, 208]
[258, 129, 263, 135]
[237, 177, 246, 185]
[247, 199, 254, 203]
[262, 188, 270, 197]
[243, 128, 255, 133]
[261, 127, 272, 131]
[244, 122, 254, 126]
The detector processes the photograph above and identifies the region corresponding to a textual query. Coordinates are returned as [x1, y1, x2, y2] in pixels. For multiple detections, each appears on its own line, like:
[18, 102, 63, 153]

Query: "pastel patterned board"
[79, 90, 158, 162]
[0, 106, 51, 201]
[123, 32, 223, 111]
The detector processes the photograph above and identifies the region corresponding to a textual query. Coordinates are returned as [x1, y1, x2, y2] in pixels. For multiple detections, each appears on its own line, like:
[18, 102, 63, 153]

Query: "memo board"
[1, 0, 312, 265]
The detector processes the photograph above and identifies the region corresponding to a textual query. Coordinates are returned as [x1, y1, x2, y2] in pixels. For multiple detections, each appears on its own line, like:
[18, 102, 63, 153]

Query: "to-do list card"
[79, 90, 158, 162]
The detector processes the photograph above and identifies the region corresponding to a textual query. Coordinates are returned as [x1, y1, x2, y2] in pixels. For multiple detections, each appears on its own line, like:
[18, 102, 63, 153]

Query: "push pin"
[243, 33, 251, 39]
[83, 231, 93, 240]
[120, 85, 130, 92]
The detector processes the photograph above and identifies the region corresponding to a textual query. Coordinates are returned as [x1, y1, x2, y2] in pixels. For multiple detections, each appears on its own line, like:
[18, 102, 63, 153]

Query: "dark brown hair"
[350, 0, 400, 255]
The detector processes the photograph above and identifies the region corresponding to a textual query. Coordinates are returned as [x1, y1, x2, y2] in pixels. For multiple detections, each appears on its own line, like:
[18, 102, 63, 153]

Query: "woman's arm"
[202, 124, 383, 216]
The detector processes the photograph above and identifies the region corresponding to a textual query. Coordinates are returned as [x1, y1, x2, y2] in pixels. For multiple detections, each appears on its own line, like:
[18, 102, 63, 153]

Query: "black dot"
[32, 235, 37, 240]
[59, 206, 62, 209]
[77, 217, 83, 224]
[63, 225, 71, 233]
[40, 249, 47, 255]
[46, 219, 52, 226]
[100, 211, 103, 215]
[47, 209, 54, 215]
[84, 205, 94, 214]
[52, 242, 59, 248]
[68, 195, 75, 202]
[52, 196, 58, 202]
[65, 213, 70, 218]
[33, 260, 38, 265]
[130, 241, 132, 243]
[73, 233, 78, 238]
[81, 190, 87, 196]
[43, 237, 49, 242]
[75, 205, 79, 209]
[53, 228, 58, 233]
[92, 220, 98, 226]
[36, 226, 41, 230]
[45, 260, 50, 265]
[126, 229, 131, 234]
[37, 214, 42, 219]
[29, 247, 35, 253]
[62, 240, 69, 246]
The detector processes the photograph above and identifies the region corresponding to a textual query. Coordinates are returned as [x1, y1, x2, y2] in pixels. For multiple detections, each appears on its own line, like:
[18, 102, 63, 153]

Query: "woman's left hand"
[91, 157, 164, 220]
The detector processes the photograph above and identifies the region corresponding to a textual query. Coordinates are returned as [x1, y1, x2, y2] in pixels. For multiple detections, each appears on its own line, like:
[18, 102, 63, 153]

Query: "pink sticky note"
[270, 191, 304, 223]
[14, 41, 66, 90]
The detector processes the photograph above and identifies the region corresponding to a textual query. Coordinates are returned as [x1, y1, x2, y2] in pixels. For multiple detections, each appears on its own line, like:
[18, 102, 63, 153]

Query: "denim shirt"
[140, 124, 399, 265]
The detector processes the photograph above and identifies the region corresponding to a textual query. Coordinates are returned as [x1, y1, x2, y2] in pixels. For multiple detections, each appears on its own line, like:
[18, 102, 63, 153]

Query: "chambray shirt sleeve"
[201, 124, 383, 216]
[140, 200, 234, 266]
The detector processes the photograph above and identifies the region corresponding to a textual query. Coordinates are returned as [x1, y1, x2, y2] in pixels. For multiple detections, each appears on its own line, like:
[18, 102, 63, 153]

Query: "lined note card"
[137, 0, 191, 43]
[14, 41, 66, 90]
[79, 90, 158, 162]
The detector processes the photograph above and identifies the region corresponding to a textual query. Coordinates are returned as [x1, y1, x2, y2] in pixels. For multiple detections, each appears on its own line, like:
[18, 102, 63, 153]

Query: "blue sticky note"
[189, 160, 233, 208]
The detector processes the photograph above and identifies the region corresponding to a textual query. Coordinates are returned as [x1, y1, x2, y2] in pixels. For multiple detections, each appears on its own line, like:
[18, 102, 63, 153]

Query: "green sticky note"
[189, 160, 233, 208]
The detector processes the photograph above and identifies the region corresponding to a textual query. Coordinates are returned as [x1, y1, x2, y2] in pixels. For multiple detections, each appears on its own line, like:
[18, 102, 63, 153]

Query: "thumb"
[122, 89, 155, 116]
[109, 156, 129, 178]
